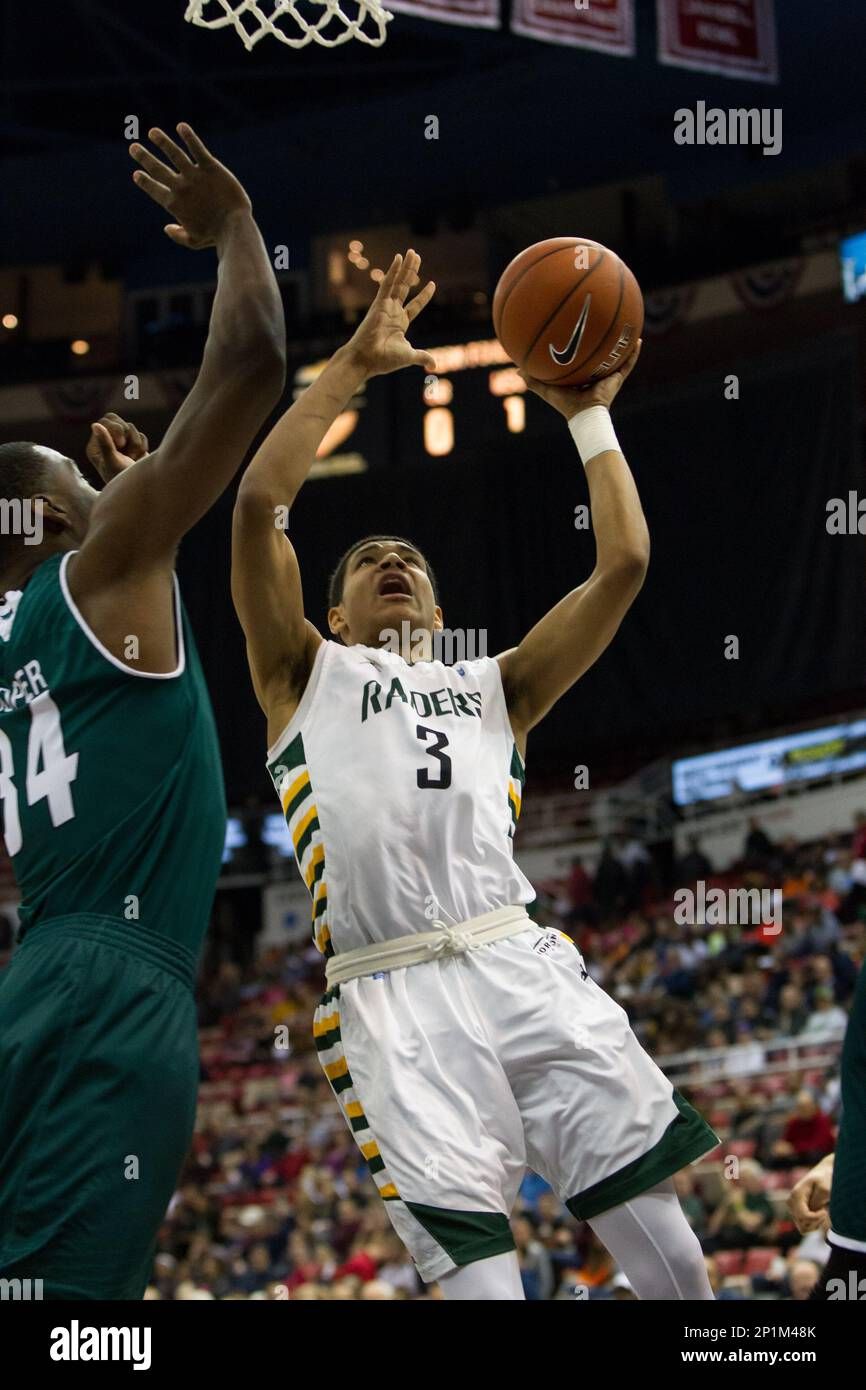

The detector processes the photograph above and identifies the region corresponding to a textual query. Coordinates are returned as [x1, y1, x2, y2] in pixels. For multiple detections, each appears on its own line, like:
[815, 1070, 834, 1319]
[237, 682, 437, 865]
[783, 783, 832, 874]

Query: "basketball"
[492, 237, 644, 387]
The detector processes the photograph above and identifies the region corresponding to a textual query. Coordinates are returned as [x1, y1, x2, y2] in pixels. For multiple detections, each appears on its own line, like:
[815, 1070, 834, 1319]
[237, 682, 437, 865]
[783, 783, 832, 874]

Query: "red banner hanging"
[656, 0, 778, 83]
[510, 0, 635, 55]
[386, 0, 499, 28]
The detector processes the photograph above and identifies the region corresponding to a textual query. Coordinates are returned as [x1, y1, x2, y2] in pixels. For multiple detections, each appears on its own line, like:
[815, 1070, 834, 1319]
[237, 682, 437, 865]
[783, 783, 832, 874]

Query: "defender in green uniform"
[0, 123, 285, 1299]
[787, 960, 866, 1298]
[828, 962, 866, 1252]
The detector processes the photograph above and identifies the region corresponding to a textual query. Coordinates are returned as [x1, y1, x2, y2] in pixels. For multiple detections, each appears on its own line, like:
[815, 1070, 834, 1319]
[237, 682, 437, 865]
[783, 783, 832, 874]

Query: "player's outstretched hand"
[787, 1152, 834, 1235]
[86, 413, 150, 483]
[130, 123, 252, 249]
[345, 250, 437, 378]
[519, 338, 642, 422]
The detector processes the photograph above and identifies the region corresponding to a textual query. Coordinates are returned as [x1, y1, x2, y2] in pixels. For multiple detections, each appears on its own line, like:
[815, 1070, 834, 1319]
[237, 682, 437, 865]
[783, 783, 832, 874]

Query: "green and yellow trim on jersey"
[268, 732, 333, 959]
[507, 744, 526, 839]
[313, 985, 400, 1201]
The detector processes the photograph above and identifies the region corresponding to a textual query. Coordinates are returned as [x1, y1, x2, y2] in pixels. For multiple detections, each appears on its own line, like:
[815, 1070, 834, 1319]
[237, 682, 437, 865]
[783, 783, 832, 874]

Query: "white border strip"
[828, 1229, 866, 1255]
[59, 551, 186, 681]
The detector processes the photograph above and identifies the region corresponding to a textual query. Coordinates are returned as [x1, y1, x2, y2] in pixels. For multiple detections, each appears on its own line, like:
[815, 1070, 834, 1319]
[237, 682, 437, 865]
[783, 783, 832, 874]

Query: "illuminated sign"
[672, 716, 866, 806]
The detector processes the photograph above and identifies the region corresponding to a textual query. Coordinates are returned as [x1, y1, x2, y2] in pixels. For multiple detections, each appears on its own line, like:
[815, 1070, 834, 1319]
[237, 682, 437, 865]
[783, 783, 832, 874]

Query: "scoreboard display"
[293, 336, 563, 479]
[672, 716, 866, 807]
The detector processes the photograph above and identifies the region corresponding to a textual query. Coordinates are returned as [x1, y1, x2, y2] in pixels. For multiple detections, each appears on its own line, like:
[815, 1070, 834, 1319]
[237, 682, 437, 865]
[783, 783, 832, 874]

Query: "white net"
[184, 0, 393, 50]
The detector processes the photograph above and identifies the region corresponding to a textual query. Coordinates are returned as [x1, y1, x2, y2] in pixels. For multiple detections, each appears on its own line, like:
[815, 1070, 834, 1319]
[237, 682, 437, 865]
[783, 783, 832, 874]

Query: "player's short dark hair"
[0, 442, 46, 564]
[327, 535, 439, 610]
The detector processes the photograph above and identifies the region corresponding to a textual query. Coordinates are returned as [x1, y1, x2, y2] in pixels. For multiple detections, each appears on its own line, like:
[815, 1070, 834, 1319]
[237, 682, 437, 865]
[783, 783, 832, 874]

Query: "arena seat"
[726, 1139, 758, 1158]
[744, 1247, 780, 1276]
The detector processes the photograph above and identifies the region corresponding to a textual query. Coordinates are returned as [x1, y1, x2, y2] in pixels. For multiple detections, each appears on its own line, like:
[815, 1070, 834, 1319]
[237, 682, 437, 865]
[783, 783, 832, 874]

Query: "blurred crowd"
[146, 816, 862, 1300]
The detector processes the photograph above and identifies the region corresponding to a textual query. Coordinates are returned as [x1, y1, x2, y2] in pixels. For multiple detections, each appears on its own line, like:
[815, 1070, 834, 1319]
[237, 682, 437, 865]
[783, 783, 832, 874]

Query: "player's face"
[33, 447, 98, 545]
[332, 539, 442, 647]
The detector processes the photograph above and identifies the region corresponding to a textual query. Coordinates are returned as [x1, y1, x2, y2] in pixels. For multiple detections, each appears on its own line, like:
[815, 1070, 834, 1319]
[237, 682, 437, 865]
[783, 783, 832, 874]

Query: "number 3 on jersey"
[416, 723, 452, 789]
[0, 693, 79, 854]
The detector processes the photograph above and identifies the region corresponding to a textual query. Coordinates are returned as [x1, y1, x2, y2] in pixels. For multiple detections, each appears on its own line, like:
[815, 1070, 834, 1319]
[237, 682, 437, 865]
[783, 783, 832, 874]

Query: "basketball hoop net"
[184, 0, 393, 50]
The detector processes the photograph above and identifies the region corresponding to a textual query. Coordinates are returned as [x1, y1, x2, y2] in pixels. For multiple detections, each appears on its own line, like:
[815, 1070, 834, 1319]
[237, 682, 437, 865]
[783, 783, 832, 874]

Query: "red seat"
[762, 1170, 792, 1190]
[713, 1250, 745, 1276]
[745, 1247, 780, 1276]
[726, 1139, 757, 1158]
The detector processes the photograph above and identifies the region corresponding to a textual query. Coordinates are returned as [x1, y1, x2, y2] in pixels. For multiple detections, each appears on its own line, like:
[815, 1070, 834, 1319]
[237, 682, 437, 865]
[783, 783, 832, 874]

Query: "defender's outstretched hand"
[130, 123, 252, 249]
[86, 413, 150, 483]
[519, 338, 643, 421]
[346, 250, 437, 378]
[787, 1153, 834, 1235]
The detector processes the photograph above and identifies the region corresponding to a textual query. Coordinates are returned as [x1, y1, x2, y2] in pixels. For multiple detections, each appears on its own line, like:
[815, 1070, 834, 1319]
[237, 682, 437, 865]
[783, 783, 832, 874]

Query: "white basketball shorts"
[313, 918, 718, 1283]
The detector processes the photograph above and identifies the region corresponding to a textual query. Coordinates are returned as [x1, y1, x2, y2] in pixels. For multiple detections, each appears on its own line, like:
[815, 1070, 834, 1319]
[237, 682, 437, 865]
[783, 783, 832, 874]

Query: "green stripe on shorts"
[565, 1089, 719, 1222]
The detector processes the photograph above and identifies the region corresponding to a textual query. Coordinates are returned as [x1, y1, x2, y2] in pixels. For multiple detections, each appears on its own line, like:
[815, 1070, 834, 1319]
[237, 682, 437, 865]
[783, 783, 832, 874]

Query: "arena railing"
[660, 1029, 845, 1089]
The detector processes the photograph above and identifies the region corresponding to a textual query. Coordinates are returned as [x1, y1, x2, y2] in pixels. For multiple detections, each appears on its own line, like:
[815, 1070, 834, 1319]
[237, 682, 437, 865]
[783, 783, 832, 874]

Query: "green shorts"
[0, 913, 200, 1300]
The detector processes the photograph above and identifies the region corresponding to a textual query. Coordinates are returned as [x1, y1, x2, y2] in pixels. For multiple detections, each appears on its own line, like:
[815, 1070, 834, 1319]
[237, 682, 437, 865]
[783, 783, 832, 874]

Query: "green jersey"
[830, 961, 866, 1248]
[0, 551, 226, 949]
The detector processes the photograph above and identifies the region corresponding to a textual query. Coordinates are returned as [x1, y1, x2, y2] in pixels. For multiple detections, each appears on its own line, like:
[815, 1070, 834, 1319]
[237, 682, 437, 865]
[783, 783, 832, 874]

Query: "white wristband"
[568, 406, 620, 465]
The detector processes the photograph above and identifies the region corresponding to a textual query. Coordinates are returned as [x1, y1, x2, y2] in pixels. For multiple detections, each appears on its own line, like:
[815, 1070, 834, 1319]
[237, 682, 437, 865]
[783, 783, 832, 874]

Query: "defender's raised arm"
[71, 124, 286, 594]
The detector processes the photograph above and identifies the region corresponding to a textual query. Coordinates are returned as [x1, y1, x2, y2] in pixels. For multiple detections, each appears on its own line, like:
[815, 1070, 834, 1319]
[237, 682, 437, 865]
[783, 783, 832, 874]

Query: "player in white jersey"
[232, 251, 718, 1299]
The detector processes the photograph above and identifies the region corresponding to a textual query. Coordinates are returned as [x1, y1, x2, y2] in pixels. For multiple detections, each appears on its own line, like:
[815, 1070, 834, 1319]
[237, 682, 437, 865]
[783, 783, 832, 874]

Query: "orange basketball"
[492, 237, 643, 387]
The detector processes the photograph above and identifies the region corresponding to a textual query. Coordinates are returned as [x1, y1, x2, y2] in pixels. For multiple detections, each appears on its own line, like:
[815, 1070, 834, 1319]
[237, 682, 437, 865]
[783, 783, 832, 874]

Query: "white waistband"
[324, 905, 535, 986]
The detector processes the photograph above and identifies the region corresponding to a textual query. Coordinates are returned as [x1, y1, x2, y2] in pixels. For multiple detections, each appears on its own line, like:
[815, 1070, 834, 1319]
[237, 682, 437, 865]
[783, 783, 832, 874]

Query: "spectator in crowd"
[851, 811, 866, 863]
[771, 983, 809, 1037]
[565, 855, 595, 926]
[513, 1216, 554, 1301]
[616, 832, 656, 911]
[770, 1090, 835, 1169]
[673, 1169, 708, 1242]
[802, 985, 849, 1038]
[743, 818, 775, 871]
[572, 1232, 615, 1293]
[703, 1255, 747, 1301]
[704, 1162, 777, 1251]
[825, 843, 853, 896]
[594, 841, 629, 919]
[786, 1258, 822, 1301]
[676, 835, 713, 885]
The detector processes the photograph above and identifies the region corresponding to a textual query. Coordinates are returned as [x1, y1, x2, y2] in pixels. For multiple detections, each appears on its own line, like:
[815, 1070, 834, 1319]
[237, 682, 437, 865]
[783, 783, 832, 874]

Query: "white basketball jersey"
[265, 639, 535, 957]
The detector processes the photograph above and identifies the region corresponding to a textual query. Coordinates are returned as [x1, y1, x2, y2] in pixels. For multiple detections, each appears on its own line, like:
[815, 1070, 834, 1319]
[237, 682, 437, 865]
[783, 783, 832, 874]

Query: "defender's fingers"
[132, 170, 174, 209]
[95, 412, 126, 440]
[149, 127, 195, 173]
[89, 423, 118, 459]
[129, 142, 178, 186]
[164, 224, 192, 246]
[176, 122, 213, 164]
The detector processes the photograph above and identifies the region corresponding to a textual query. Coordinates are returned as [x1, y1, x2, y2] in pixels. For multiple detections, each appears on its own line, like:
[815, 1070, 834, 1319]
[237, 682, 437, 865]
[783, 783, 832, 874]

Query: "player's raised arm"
[231, 250, 435, 726]
[70, 123, 286, 600]
[497, 341, 649, 740]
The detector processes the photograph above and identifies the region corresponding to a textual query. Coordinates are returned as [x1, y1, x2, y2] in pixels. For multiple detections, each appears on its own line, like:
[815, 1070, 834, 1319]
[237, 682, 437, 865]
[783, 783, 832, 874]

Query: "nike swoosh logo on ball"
[549, 294, 593, 367]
